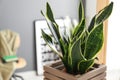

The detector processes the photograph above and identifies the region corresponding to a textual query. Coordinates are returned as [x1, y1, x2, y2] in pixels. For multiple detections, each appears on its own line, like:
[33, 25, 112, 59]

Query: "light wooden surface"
[16, 58, 27, 69]
[96, 0, 109, 64]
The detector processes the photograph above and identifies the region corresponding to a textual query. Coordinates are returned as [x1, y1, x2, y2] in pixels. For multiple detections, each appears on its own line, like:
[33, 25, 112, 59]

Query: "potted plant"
[41, 0, 113, 80]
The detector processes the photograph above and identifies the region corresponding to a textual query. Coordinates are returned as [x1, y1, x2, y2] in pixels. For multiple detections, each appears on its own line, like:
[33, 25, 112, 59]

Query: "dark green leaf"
[41, 10, 44, 17]
[62, 43, 73, 74]
[96, 2, 113, 25]
[41, 29, 62, 58]
[62, 35, 69, 45]
[84, 23, 103, 59]
[62, 55, 73, 74]
[51, 22, 61, 40]
[80, 30, 89, 55]
[70, 38, 85, 73]
[51, 23, 67, 56]
[44, 2, 66, 58]
[71, 19, 85, 44]
[78, 59, 94, 74]
[88, 15, 96, 32]
[41, 29, 52, 43]
[46, 3, 61, 41]
[73, 19, 85, 38]
[41, 10, 59, 41]
[59, 38, 67, 56]
[79, 0, 84, 22]
[46, 2, 55, 22]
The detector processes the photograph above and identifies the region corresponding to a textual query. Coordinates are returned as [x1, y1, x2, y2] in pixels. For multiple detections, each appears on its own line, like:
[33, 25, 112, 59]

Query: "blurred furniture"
[11, 58, 26, 80]
[0, 30, 26, 80]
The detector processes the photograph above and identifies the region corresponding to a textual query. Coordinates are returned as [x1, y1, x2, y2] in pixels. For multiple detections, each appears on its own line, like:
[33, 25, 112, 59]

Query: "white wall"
[107, 0, 120, 70]
[85, 0, 96, 26]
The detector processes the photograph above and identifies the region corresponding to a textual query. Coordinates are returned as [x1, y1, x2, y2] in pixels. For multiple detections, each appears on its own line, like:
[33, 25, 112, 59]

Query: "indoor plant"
[41, 0, 113, 79]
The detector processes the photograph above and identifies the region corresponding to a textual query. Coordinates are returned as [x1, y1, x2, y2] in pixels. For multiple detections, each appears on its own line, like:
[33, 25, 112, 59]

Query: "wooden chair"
[11, 58, 27, 80]
[10, 36, 27, 80]
[0, 30, 27, 80]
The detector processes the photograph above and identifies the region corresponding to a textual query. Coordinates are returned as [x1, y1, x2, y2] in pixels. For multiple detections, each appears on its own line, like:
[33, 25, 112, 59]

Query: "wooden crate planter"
[44, 61, 106, 80]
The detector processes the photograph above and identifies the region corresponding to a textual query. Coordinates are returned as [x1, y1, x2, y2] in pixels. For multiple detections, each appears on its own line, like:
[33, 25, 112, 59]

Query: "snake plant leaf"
[41, 10, 44, 17]
[62, 42, 74, 74]
[79, 0, 84, 22]
[46, 2, 61, 40]
[50, 22, 61, 40]
[60, 35, 70, 56]
[59, 38, 67, 56]
[73, 19, 85, 38]
[46, 2, 67, 56]
[41, 29, 52, 43]
[62, 55, 73, 74]
[52, 23, 67, 56]
[62, 35, 69, 45]
[46, 2, 55, 22]
[41, 29, 62, 58]
[70, 38, 85, 73]
[81, 30, 89, 44]
[84, 23, 103, 59]
[88, 15, 96, 32]
[41, 1, 113, 75]
[62, 35, 70, 54]
[71, 19, 85, 44]
[80, 30, 89, 55]
[78, 59, 94, 74]
[50, 22, 67, 57]
[96, 2, 113, 25]
[43, 3, 63, 51]
[42, 6, 60, 41]
[41, 10, 59, 42]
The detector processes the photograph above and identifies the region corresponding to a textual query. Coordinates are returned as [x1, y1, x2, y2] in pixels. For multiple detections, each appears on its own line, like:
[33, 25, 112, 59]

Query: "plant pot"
[44, 60, 106, 80]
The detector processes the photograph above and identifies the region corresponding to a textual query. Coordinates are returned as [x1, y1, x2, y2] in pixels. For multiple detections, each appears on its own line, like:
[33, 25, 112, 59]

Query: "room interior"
[0, 0, 120, 80]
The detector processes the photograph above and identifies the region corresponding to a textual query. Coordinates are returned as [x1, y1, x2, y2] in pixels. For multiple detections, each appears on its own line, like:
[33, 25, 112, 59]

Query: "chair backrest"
[0, 29, 20, 80]
[0, 30, 20, 57]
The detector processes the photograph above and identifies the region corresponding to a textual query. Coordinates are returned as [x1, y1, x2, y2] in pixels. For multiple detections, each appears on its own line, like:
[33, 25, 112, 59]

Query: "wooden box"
[44, 61, 106, 80]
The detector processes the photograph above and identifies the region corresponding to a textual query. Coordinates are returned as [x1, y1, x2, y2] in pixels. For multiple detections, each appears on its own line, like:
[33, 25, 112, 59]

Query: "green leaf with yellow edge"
[70, 38, 85, 73]
[84, 23, 103, 59]
[73, 19, 85, 38]
[41, 29, 62, 58]
[78, 59, 94, 74]
[46, 2, 55, 22]
[79, 0, 84, 22]
[96, 2, 113, 25]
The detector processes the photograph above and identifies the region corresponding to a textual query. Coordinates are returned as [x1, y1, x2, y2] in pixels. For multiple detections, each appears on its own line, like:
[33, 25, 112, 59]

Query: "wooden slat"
[44, 65, 76, 80]
[44, 61, 106, 80]
[44, 72, 64, 80]
[76, 65, 106, 80]
[96, 0, 109, 64]
[102, 78, 106, 80]
[89, 72, 106, 80]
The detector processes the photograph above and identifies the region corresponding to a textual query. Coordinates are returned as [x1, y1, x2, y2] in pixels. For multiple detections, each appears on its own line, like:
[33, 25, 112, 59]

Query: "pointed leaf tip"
[79, 0, 84, 22]
[96, 1, 113, 25]
[46, 2, 55, 22]
[41, 29, 52, 43]
[41, 10, 44, 16]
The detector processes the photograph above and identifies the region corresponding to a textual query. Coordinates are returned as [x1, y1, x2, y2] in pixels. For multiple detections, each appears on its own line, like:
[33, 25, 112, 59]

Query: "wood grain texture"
[44, 61, 106, 80]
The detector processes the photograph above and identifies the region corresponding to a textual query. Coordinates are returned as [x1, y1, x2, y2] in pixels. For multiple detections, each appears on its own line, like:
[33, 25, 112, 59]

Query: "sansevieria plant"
[41, 0, 113, 74]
